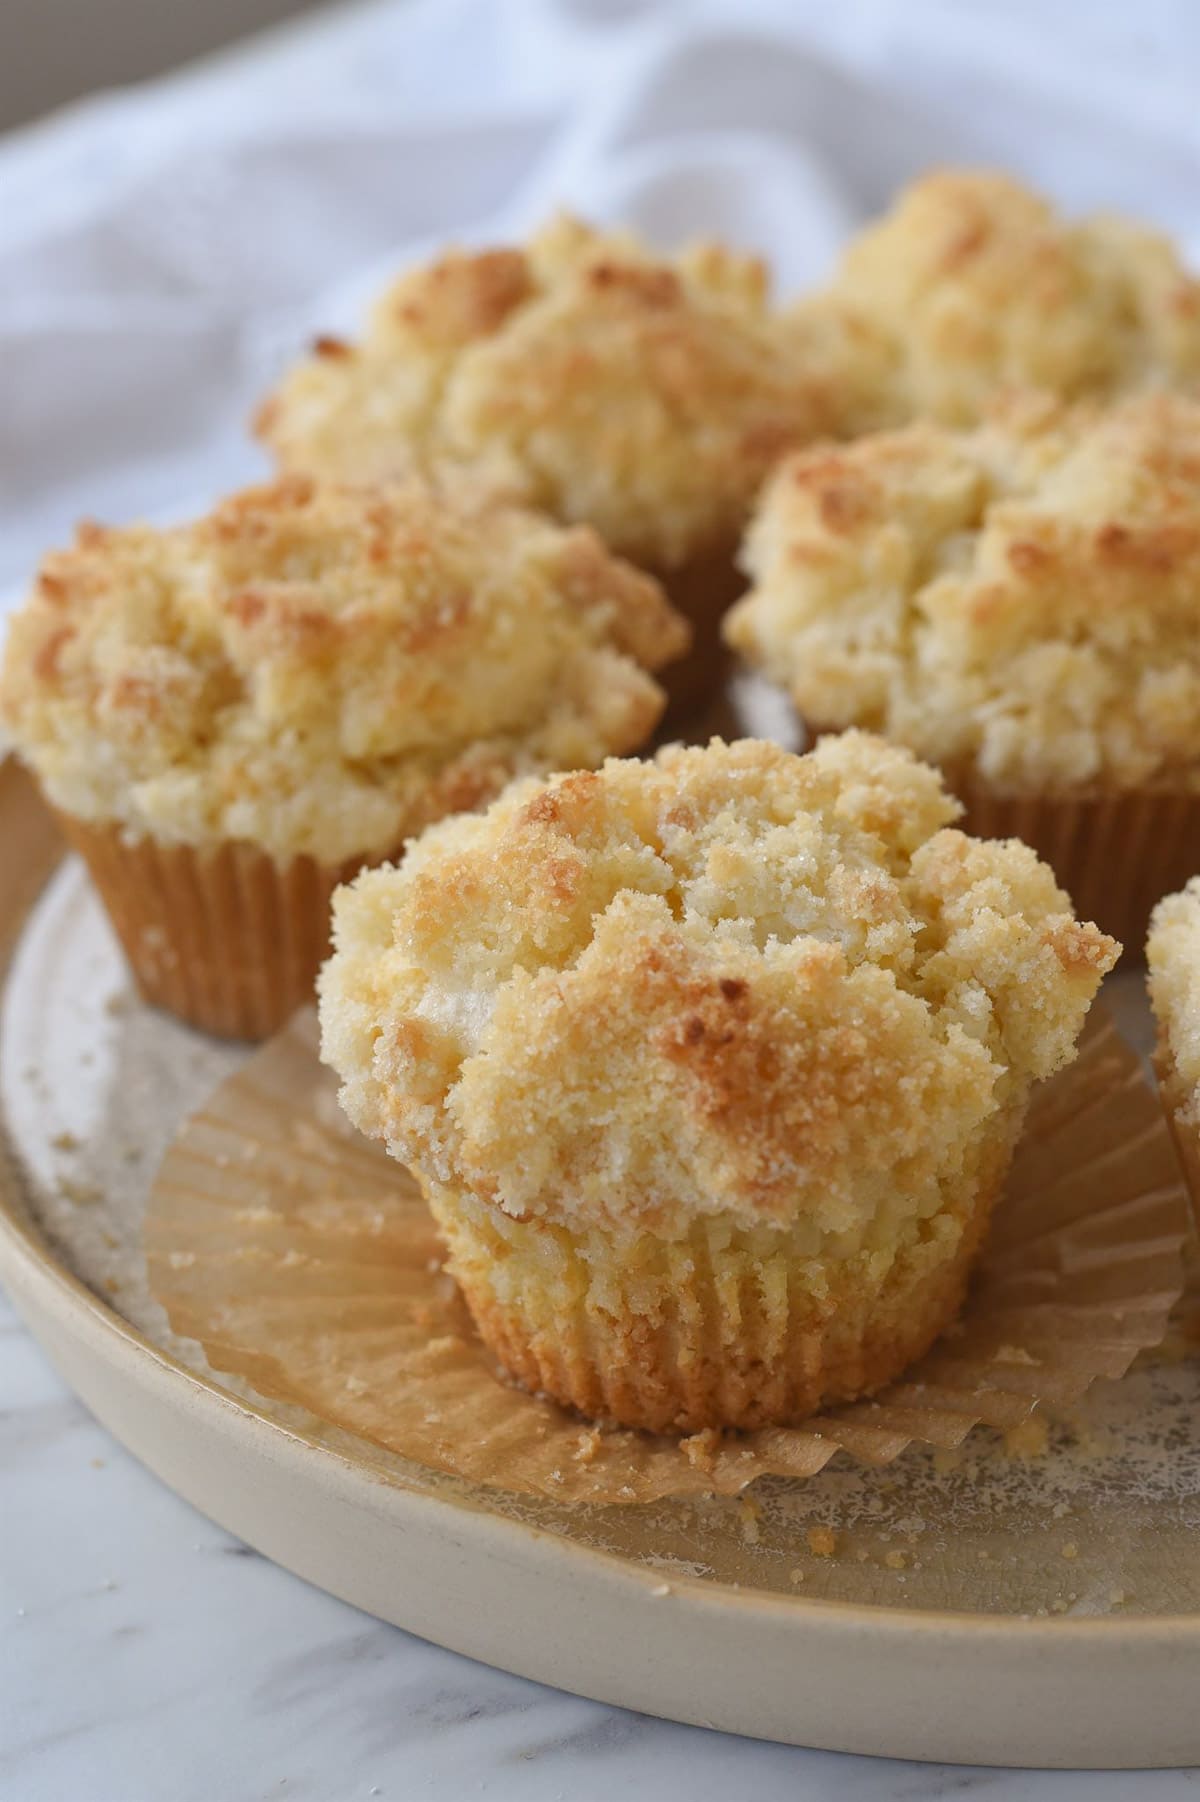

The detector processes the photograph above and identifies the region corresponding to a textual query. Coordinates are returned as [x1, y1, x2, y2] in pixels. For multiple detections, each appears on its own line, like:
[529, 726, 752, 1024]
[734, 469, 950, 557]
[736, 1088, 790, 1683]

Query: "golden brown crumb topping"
[0, 474, 687, 861]
[790, 170, 1200, 431]
[1148, 879, 1200, 1126]
[256, 215, 838, 568]
[320, 733, 1115, 1240]
[728, 391, 1200, 790]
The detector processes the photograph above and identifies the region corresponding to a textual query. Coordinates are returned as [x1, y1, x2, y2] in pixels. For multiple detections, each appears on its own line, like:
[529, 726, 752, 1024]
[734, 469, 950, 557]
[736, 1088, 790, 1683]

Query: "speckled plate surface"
[2, 758, 1200, 1769]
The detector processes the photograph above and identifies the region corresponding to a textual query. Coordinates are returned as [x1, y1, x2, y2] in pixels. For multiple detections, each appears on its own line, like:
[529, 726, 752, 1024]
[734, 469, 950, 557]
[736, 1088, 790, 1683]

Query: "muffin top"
[320, 733, 1115, 1246]
[1148, 878, 1200, 1126]
[256, 214, 836, 570]
[0, 474, 687, 863]
[728, 391, 1200, 792]
[791, 170, 1200, 432]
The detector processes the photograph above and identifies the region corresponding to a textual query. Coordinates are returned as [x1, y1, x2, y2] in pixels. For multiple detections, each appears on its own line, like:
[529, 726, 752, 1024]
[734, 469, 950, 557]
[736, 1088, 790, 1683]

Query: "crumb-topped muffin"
[791, 170, 1200, 433]
[2, 473, 686, 1038]
[727, 392, 1200, 943]
[320, 732, 1116, 1433]
[256, 215, 836, 708]
[1148, 879, 1200, 1222]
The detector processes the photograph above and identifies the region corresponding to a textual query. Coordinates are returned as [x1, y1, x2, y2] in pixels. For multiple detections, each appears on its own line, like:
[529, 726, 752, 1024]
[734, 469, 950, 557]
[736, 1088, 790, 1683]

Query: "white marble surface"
[0, 1285, 1196, 1799]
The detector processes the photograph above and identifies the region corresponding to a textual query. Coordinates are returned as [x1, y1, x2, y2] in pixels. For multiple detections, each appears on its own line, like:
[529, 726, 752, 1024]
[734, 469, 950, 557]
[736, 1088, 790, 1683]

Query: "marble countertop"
[2, 1286, 1195, 1799]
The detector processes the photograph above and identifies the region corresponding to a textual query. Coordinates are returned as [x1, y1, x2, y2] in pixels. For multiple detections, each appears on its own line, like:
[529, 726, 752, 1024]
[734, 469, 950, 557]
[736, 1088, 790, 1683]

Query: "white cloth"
[2, 0, 1200, 606]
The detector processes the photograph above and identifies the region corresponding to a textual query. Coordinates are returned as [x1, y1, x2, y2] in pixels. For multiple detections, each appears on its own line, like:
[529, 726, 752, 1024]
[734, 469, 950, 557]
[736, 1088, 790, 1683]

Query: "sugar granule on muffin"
[1, 473, 686, 1037]
[790, 170, 1200, 432]
[320, 732, 1116, 1433]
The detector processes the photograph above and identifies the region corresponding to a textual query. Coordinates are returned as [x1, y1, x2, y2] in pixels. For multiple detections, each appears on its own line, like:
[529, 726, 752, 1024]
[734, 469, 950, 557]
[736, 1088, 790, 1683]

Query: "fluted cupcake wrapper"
[424, 1176, 1003, 1436]
[144, 1006, 1188, 1502]
[53, 813, 392, 1041]
[946, 776, 1200, 954]
[648, 543, 744, 725]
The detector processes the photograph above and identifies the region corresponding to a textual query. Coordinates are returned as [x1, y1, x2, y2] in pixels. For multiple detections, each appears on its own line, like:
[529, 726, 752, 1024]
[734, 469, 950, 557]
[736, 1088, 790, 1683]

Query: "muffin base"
[948, 776, 1200, 954]
[424, 1150, 1011, 1435]
[53, 814, 391, 1041]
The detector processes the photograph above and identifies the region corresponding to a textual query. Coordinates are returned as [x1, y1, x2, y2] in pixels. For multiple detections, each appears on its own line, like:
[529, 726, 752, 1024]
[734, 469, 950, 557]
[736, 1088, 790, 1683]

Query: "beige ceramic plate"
[2, 760, 1200, 1770]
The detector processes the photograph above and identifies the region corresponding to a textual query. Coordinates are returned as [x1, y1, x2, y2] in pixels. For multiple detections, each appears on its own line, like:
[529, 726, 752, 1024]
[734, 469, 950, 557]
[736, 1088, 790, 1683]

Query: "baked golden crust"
[728, 391, 1200, 791]
[320, 732, 1116, 1245]
[1148, 879, 1200, 1129]
[256, 215, 837, 569]
[791, 170, 1200, 431]
[0, 474, 687, 863]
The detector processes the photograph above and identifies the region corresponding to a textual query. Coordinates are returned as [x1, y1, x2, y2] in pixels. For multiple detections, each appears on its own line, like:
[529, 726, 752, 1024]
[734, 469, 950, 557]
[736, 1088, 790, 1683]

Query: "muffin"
[1148, 880, 1200, 1225]
[0, 473, 687, 1039]
[790, 169, 1200, 434]
[255, 215, 838, 713]
[726, 390, 1200, 946]
[319, 732, 1116, 1434]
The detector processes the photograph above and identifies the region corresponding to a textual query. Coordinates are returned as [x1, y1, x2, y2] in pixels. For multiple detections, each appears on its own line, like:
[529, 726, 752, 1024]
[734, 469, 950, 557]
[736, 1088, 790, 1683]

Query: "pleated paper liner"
[52, 813, 398, 1042]
[648, 541, 743, 725]
[145, 1007, 1188, 1504]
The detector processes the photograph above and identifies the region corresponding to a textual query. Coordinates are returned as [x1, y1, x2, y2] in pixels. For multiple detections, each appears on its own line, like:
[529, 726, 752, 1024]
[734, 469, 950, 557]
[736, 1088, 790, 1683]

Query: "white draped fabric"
[1, 0, 1197, 605]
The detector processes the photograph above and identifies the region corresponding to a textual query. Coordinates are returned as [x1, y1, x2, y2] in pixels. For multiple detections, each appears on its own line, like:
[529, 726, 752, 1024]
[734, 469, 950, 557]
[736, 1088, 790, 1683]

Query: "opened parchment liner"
[146, 1008, 1188, 1503]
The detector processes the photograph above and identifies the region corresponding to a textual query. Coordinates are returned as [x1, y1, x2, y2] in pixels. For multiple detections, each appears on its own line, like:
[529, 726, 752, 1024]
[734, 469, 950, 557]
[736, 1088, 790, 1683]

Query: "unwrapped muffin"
[255, 215, 837, 710]
[1148, 879, 1200, 1226]
[1, 473, 686, 1038]
[319, 732, 1116, 1434]
[791, 169, 1200, 433]
[727, 391, 1200, 945]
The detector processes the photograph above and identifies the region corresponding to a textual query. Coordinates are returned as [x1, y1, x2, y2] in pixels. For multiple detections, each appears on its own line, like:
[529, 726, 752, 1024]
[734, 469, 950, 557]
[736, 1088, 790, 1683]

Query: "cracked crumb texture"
[729, 391, 1200, 792]
[789, 169, 1200, 432]
[320, 732, 1115, 1243]
[256, 213, 836, 570]
[0, 473, 686, 864]
[1148, 878, 1200, 1128]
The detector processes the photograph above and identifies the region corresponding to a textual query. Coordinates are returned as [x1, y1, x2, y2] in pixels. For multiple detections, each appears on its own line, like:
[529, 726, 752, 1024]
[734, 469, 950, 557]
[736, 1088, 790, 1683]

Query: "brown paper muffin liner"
[54, 813, 394, 1042]
[941, 774, 1200, 954]
[144, 1005, 1188, 1502]
[422, 1121, 1012, 1435]
[649, 543, 745, 725]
